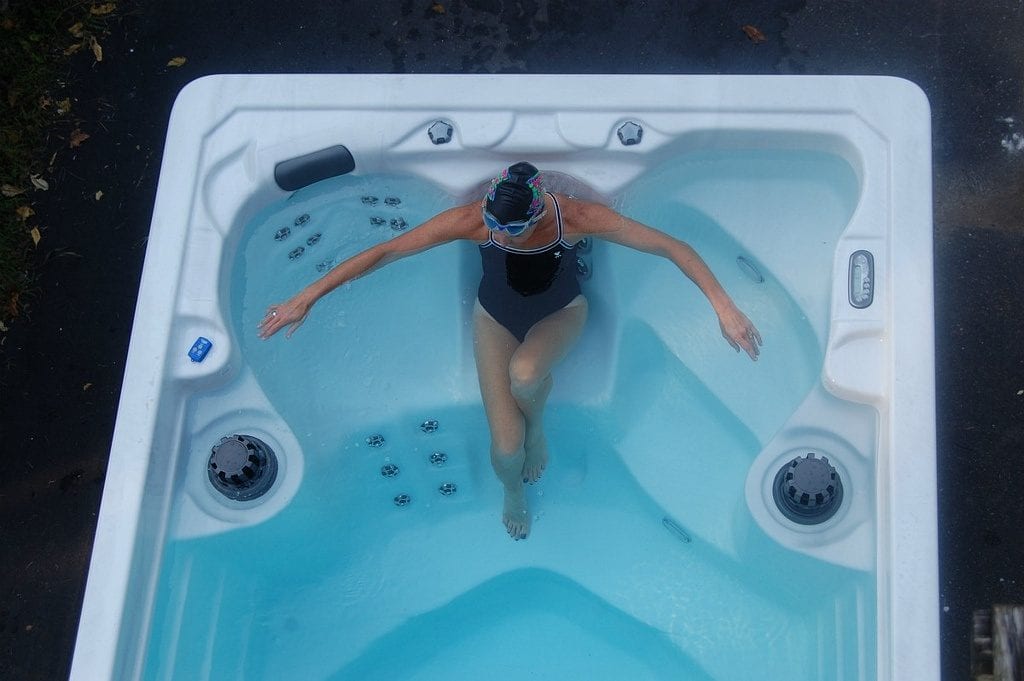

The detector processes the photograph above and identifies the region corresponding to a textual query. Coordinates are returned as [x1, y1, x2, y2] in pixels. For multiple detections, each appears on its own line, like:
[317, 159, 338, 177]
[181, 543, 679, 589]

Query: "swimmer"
[259, 162, 762, 540]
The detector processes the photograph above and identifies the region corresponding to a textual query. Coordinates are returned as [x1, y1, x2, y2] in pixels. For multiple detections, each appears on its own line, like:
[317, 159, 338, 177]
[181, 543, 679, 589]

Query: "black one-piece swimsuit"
[477, 193, 581, 342]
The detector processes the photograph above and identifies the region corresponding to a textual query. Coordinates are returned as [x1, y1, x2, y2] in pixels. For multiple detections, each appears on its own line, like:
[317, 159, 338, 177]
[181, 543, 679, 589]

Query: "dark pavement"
[1, 1, 1022, 679]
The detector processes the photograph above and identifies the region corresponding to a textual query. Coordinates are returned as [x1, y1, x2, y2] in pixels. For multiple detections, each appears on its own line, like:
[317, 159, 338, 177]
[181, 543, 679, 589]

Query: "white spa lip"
[70, 74, 935, 681]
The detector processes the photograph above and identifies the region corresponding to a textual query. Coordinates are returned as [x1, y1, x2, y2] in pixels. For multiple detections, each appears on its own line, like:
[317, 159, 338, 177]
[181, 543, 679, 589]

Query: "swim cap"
[485, 162, 545, 224]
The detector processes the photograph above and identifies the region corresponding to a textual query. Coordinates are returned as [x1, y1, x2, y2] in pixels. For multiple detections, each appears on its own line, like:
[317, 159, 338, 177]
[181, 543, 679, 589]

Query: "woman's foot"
[503, 486, 530, 540]
[522, 427, 548, 484]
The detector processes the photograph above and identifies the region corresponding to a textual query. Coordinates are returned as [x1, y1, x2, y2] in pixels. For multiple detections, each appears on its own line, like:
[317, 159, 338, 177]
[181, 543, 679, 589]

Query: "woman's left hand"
[718, 304, 762, 361]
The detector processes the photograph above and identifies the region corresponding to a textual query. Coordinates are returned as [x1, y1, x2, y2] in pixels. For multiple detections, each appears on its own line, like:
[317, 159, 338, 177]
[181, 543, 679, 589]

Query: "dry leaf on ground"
[30, 227, 41, 247]
[15, 206, 34, 221]
[83, 383, 93, 391]
[68, 22, 85, 38]
[167, 56, 187, 67]
[1, 184, 26, 198]
[69, 129, 90, 148]
[742, 25, 766, 43]
[431, 2, 446, 13]
[0, 319, 7, 333]
[64, 42, 84, 56]
[95, 190, 104, 201]
[57, 98, 71, 115]
[30, 175, 49, 191]
[90, 36, 103, 62]
[91, 3, 117, 15]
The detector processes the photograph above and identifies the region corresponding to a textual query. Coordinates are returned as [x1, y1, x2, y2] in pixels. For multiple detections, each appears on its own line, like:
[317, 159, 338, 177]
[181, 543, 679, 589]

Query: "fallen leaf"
[6, 292, 19, 317]
[1, 184, 26, 198]
[39, 95, 52, 109]
[30, 227, 41, 246]
[15, 206, 34, 221]
[167, 56, 187, 67]
[30, 174, 49, 191]
[48, 151, 58, 170]
[90, 36, 103, 62]
[68, 22, 84, 38]
[0, 319, 7, 332]
[64, 42, 84, 56]
[69, 129, 90, 148]
[431, 2, 446, 13]
[91, 2, 117, 15]
[94, 190, 104, 201]
[83, 383, 93, 391]
[57, 98, 71, 115]
[742, 25, 766, 43]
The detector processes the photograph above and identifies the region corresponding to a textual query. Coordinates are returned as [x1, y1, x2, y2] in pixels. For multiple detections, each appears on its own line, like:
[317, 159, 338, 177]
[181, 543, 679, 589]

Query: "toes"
[503, 517, 529, 540]
[523, 466, 544, 484]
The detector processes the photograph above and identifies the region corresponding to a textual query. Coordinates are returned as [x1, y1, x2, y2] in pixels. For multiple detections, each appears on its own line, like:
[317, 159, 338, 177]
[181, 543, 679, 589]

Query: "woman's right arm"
[258, 202, 481, 338]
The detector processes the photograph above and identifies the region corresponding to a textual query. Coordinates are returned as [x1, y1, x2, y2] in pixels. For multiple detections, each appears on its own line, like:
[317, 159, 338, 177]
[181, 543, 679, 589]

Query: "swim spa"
[71, 75, 936, 680]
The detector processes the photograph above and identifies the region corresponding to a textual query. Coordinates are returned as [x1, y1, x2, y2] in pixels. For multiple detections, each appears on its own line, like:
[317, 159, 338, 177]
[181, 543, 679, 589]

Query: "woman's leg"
[473, 302, 530, 539]
[511, 296, 588, 483]
[473, 297, 588, 539]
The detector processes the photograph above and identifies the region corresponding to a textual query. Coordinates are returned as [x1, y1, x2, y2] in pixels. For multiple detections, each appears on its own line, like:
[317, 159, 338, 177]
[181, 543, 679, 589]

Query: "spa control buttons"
[848, 250, 875, 309]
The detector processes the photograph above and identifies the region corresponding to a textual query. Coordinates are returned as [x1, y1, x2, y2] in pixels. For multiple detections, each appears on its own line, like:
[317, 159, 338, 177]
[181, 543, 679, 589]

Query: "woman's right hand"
[258, 294, 313, 339]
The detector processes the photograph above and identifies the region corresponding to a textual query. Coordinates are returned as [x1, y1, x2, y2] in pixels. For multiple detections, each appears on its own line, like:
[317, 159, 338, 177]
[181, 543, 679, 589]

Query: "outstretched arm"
[570, 200, 762, 361]
[258, 202, 482, 338]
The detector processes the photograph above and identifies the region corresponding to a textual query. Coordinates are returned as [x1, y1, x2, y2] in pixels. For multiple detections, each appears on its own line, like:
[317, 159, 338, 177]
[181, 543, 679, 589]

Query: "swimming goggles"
[482, 208, 546, 236]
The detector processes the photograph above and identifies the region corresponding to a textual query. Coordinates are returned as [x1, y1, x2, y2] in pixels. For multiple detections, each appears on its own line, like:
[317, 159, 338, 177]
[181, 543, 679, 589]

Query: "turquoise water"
[143, 151, 872, 680]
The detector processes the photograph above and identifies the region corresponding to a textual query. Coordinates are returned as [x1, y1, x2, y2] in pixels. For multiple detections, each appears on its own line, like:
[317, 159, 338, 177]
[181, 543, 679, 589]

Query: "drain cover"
[208, 434, 278, 501]
[772, 452, 844, 525]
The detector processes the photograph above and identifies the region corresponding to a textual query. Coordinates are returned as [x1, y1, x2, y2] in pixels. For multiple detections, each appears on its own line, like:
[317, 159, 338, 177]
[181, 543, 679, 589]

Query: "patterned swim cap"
[484, 162, 545, 223]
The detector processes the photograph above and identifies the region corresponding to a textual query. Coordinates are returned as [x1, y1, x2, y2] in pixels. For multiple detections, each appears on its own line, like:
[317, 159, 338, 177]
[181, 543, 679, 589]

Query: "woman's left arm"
[571, 200, 762, 361]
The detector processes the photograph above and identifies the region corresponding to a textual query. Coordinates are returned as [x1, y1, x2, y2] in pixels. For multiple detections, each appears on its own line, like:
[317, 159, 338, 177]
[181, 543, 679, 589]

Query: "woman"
[258, 162, 762, 540]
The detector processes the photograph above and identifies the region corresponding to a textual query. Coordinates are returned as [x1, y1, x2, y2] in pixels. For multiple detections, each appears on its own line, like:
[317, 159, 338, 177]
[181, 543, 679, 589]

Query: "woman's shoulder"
[549, 192, 607, 217]
[434, 201, 488, 244]
[551, 193, 614, 240]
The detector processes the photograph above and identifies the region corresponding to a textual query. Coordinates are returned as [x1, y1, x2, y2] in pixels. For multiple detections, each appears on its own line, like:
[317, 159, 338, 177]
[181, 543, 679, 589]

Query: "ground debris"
[69, 128, 90, 148]
[90, 3, 117, 16]
[6, 292, 20, 318]
[741, 24, 766, 43]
